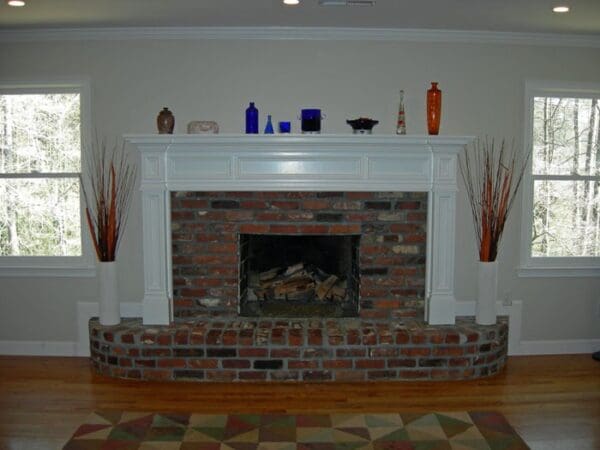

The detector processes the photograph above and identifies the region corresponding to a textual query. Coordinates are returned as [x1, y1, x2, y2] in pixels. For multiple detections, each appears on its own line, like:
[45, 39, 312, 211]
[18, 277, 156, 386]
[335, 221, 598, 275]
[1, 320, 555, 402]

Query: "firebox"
[239, 234, 360, 317]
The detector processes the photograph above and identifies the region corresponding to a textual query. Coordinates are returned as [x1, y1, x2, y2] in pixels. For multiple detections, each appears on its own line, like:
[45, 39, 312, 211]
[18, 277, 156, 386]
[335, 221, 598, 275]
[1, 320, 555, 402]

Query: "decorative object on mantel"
[278, 121, 291, 133]
[245, 102, 259, 134]
[156, 107, 175, 134]
[426, 82, 442, 135]
[459, 138, 530, 325]
[81, 139, 137, 326]
[187, 120, 219, 134]
[346, 117, 379, 134]
[264, 114, 274, 134]
[300, 108, 324, 134]
[396, 89, 407, 135]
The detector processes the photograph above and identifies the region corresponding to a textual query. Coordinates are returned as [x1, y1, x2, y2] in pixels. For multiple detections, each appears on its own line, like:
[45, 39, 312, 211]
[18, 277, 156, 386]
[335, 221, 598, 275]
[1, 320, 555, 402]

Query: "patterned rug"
[63, 411, 529, 450]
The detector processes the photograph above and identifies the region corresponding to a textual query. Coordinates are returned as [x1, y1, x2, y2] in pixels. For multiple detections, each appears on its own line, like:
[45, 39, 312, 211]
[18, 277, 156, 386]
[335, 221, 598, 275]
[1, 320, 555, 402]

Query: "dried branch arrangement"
[81, 140, 137, 262]
[459, 138, 530, 262]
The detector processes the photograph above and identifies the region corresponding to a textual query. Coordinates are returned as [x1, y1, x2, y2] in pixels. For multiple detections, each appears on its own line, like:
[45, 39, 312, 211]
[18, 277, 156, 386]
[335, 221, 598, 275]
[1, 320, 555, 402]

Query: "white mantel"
[126, 134, 473, 326]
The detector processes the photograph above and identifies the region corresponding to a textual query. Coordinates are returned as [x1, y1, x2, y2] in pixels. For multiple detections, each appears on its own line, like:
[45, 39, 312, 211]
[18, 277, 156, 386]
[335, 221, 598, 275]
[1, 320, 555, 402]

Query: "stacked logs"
[252, 263, 347, 302]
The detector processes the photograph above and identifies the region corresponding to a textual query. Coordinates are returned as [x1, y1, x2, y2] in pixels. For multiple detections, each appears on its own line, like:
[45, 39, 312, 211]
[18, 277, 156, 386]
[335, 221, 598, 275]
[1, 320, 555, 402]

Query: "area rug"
[62, 411, 529, 449]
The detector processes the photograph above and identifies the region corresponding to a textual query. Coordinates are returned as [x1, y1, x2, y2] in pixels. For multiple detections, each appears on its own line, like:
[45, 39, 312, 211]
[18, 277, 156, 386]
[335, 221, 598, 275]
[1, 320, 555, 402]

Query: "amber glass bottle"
[426, 82, 442, 135]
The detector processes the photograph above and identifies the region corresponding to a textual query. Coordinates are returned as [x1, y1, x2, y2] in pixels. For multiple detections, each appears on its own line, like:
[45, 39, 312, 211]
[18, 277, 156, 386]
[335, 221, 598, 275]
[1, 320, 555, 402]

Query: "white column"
[138, 145, 171, 325]
[426, 150, 459, 325]
[141, 188, 171, 324]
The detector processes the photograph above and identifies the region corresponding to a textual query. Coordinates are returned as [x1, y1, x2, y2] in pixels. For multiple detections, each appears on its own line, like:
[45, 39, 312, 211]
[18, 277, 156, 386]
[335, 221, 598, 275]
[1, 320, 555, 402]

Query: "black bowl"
[346, 118, 379, 131]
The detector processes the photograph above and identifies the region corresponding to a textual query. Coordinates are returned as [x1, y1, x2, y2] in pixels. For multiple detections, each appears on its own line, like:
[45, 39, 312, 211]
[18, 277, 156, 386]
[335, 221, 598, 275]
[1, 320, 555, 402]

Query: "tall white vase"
[98, 261, 120, 326]
[476, 260, 498, 325]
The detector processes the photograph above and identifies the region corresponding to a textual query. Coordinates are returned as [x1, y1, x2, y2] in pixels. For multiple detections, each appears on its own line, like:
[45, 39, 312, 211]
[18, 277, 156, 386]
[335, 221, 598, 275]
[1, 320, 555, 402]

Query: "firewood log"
[274, 277, 315, 297]
[259, 267, 281, 282]
[315, 275, 338, 300]
[286, 287, 316, 301]
[284, 262, 304, 276]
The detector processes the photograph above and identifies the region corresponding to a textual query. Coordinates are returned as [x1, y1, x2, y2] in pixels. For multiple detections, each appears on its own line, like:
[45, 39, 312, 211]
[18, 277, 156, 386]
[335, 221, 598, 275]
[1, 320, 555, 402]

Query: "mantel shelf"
[126, 133, 473, 148]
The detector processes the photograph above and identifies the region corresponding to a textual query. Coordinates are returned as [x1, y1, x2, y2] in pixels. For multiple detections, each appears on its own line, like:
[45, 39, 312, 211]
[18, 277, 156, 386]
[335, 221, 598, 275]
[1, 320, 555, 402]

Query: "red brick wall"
[171, 192, 427, 320]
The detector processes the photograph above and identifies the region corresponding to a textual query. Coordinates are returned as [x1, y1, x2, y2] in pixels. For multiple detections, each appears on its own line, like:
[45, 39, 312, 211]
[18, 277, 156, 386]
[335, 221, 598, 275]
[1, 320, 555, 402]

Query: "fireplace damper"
[239, 234, 360, 317]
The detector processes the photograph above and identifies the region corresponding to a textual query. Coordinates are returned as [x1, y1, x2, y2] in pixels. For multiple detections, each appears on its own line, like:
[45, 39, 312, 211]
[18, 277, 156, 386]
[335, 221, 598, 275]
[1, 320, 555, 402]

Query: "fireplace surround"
[127, 134, 472, 326]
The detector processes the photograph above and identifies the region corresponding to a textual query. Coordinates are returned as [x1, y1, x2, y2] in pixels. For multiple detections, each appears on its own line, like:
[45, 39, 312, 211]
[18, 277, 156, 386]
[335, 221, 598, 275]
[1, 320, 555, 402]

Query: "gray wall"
[1, 36, 599, 345]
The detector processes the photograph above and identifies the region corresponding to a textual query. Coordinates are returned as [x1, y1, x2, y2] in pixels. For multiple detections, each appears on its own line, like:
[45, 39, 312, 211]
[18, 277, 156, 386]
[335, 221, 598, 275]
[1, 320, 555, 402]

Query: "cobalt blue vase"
[245, 102, 259, 134]
[264, 115, 274, 134]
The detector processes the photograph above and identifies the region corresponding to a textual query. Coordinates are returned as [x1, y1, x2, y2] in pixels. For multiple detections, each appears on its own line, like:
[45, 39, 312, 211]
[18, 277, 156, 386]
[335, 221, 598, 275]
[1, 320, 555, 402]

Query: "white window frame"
[0, 78, 95, 277]
[519, 80, 600, 278]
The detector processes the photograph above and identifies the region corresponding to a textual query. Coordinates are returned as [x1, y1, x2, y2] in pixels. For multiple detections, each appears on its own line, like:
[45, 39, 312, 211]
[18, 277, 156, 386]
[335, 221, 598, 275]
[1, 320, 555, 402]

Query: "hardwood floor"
[0, 354, 598, 449]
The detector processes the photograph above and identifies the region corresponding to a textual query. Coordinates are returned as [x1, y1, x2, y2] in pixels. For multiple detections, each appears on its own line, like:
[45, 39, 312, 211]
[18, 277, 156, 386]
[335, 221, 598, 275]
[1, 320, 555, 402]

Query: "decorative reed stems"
[81, 140, 137, 262]
[459, 138, 530, 262]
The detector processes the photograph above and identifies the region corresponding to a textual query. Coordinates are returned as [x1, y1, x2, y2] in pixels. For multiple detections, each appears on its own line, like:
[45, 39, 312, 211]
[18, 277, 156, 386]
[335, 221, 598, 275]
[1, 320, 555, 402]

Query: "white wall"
[1, 35, 599, 348]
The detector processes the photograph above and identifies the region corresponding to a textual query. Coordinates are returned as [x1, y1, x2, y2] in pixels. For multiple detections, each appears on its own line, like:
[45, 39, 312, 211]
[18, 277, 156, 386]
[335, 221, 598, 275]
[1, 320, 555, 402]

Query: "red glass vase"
[426, 82, 442, 135]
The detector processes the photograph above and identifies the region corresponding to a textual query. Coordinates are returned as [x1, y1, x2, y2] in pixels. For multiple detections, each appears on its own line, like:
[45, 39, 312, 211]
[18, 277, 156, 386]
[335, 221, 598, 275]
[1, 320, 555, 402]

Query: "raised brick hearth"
[90, 316, 508, 381]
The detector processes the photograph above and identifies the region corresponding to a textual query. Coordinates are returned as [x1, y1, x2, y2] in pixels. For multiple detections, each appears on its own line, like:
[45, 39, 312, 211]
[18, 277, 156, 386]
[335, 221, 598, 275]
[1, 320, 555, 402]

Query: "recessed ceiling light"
[552, 5, 570, 13]
[7, 0, 26, 6]
[283, 0, 300, 5]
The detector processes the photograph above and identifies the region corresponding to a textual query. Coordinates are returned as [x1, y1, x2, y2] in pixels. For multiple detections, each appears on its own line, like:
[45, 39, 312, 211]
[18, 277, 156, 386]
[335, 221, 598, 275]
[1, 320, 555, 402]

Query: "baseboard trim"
[0, 340, 78, 356]
[0, 301, 142, 357]
[517, 339, 600, 355]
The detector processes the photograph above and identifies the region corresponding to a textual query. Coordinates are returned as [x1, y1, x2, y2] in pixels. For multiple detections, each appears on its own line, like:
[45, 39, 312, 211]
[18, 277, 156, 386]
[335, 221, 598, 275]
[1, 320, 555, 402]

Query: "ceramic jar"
[157, 107, 175, 134]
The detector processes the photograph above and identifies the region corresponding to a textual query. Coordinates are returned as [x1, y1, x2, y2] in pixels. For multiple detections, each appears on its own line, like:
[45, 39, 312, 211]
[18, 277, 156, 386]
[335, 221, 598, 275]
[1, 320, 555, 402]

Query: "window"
[0, 81, 93, 276]
[520, 81, 600, 277]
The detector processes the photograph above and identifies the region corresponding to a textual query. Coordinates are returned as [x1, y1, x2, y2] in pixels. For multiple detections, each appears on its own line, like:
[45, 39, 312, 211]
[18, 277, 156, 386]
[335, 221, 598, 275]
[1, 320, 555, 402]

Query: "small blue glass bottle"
[245, 102, 259, 134]
[264, 115, 274, 134]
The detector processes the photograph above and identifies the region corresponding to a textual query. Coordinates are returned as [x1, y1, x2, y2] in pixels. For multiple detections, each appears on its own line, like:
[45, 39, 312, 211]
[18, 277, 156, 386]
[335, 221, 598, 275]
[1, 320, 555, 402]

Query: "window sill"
[0, 261, 96, 278]
[517, 266, 600, 278]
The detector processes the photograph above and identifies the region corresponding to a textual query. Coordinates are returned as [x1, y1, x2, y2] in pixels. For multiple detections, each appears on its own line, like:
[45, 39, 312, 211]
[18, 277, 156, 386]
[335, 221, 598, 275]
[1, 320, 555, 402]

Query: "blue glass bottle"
[264, 115, 274, 134]
[245, 102, 259, 134]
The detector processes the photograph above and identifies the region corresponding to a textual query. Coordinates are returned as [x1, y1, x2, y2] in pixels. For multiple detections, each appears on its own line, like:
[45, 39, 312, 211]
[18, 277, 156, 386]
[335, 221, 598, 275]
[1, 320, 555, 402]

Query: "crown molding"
[0, 26, 599, 48]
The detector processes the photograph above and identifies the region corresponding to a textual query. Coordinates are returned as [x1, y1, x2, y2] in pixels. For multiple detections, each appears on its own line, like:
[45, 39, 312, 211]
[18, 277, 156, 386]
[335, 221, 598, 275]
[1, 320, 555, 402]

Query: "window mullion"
[532, 174, 600, 182]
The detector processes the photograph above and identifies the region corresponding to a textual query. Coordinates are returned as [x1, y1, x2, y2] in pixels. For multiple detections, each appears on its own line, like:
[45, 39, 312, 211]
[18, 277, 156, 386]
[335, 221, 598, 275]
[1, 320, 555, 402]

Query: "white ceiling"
[0, 0, 599, 35]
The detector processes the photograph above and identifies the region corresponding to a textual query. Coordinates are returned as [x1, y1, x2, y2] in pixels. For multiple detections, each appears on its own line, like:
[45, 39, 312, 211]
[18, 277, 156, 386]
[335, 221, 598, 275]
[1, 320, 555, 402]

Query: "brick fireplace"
[171, 191, 427, 320]
[88, 135, 509, 382]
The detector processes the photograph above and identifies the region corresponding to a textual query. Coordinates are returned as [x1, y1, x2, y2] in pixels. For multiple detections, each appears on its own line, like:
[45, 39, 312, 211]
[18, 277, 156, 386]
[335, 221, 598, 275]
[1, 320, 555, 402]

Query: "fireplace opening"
[239, 234, 360, 318]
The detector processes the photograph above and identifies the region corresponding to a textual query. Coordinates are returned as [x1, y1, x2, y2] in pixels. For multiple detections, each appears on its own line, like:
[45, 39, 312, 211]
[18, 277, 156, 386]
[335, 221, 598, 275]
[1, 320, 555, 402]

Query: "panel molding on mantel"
[127, 134, 469, 193]
[1, 27, 599, 48]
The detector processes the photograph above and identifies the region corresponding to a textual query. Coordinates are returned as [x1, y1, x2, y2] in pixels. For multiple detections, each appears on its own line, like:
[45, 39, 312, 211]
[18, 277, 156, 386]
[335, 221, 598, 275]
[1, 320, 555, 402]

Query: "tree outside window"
[532, 97, 599, 257]
[521, 81, 600, 276]
[0, 88, 84, 260]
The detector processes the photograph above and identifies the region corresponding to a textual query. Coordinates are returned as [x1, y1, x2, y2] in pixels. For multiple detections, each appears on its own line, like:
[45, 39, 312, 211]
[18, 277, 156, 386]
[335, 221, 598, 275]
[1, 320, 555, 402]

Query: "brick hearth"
[90, 316, 508, 381]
